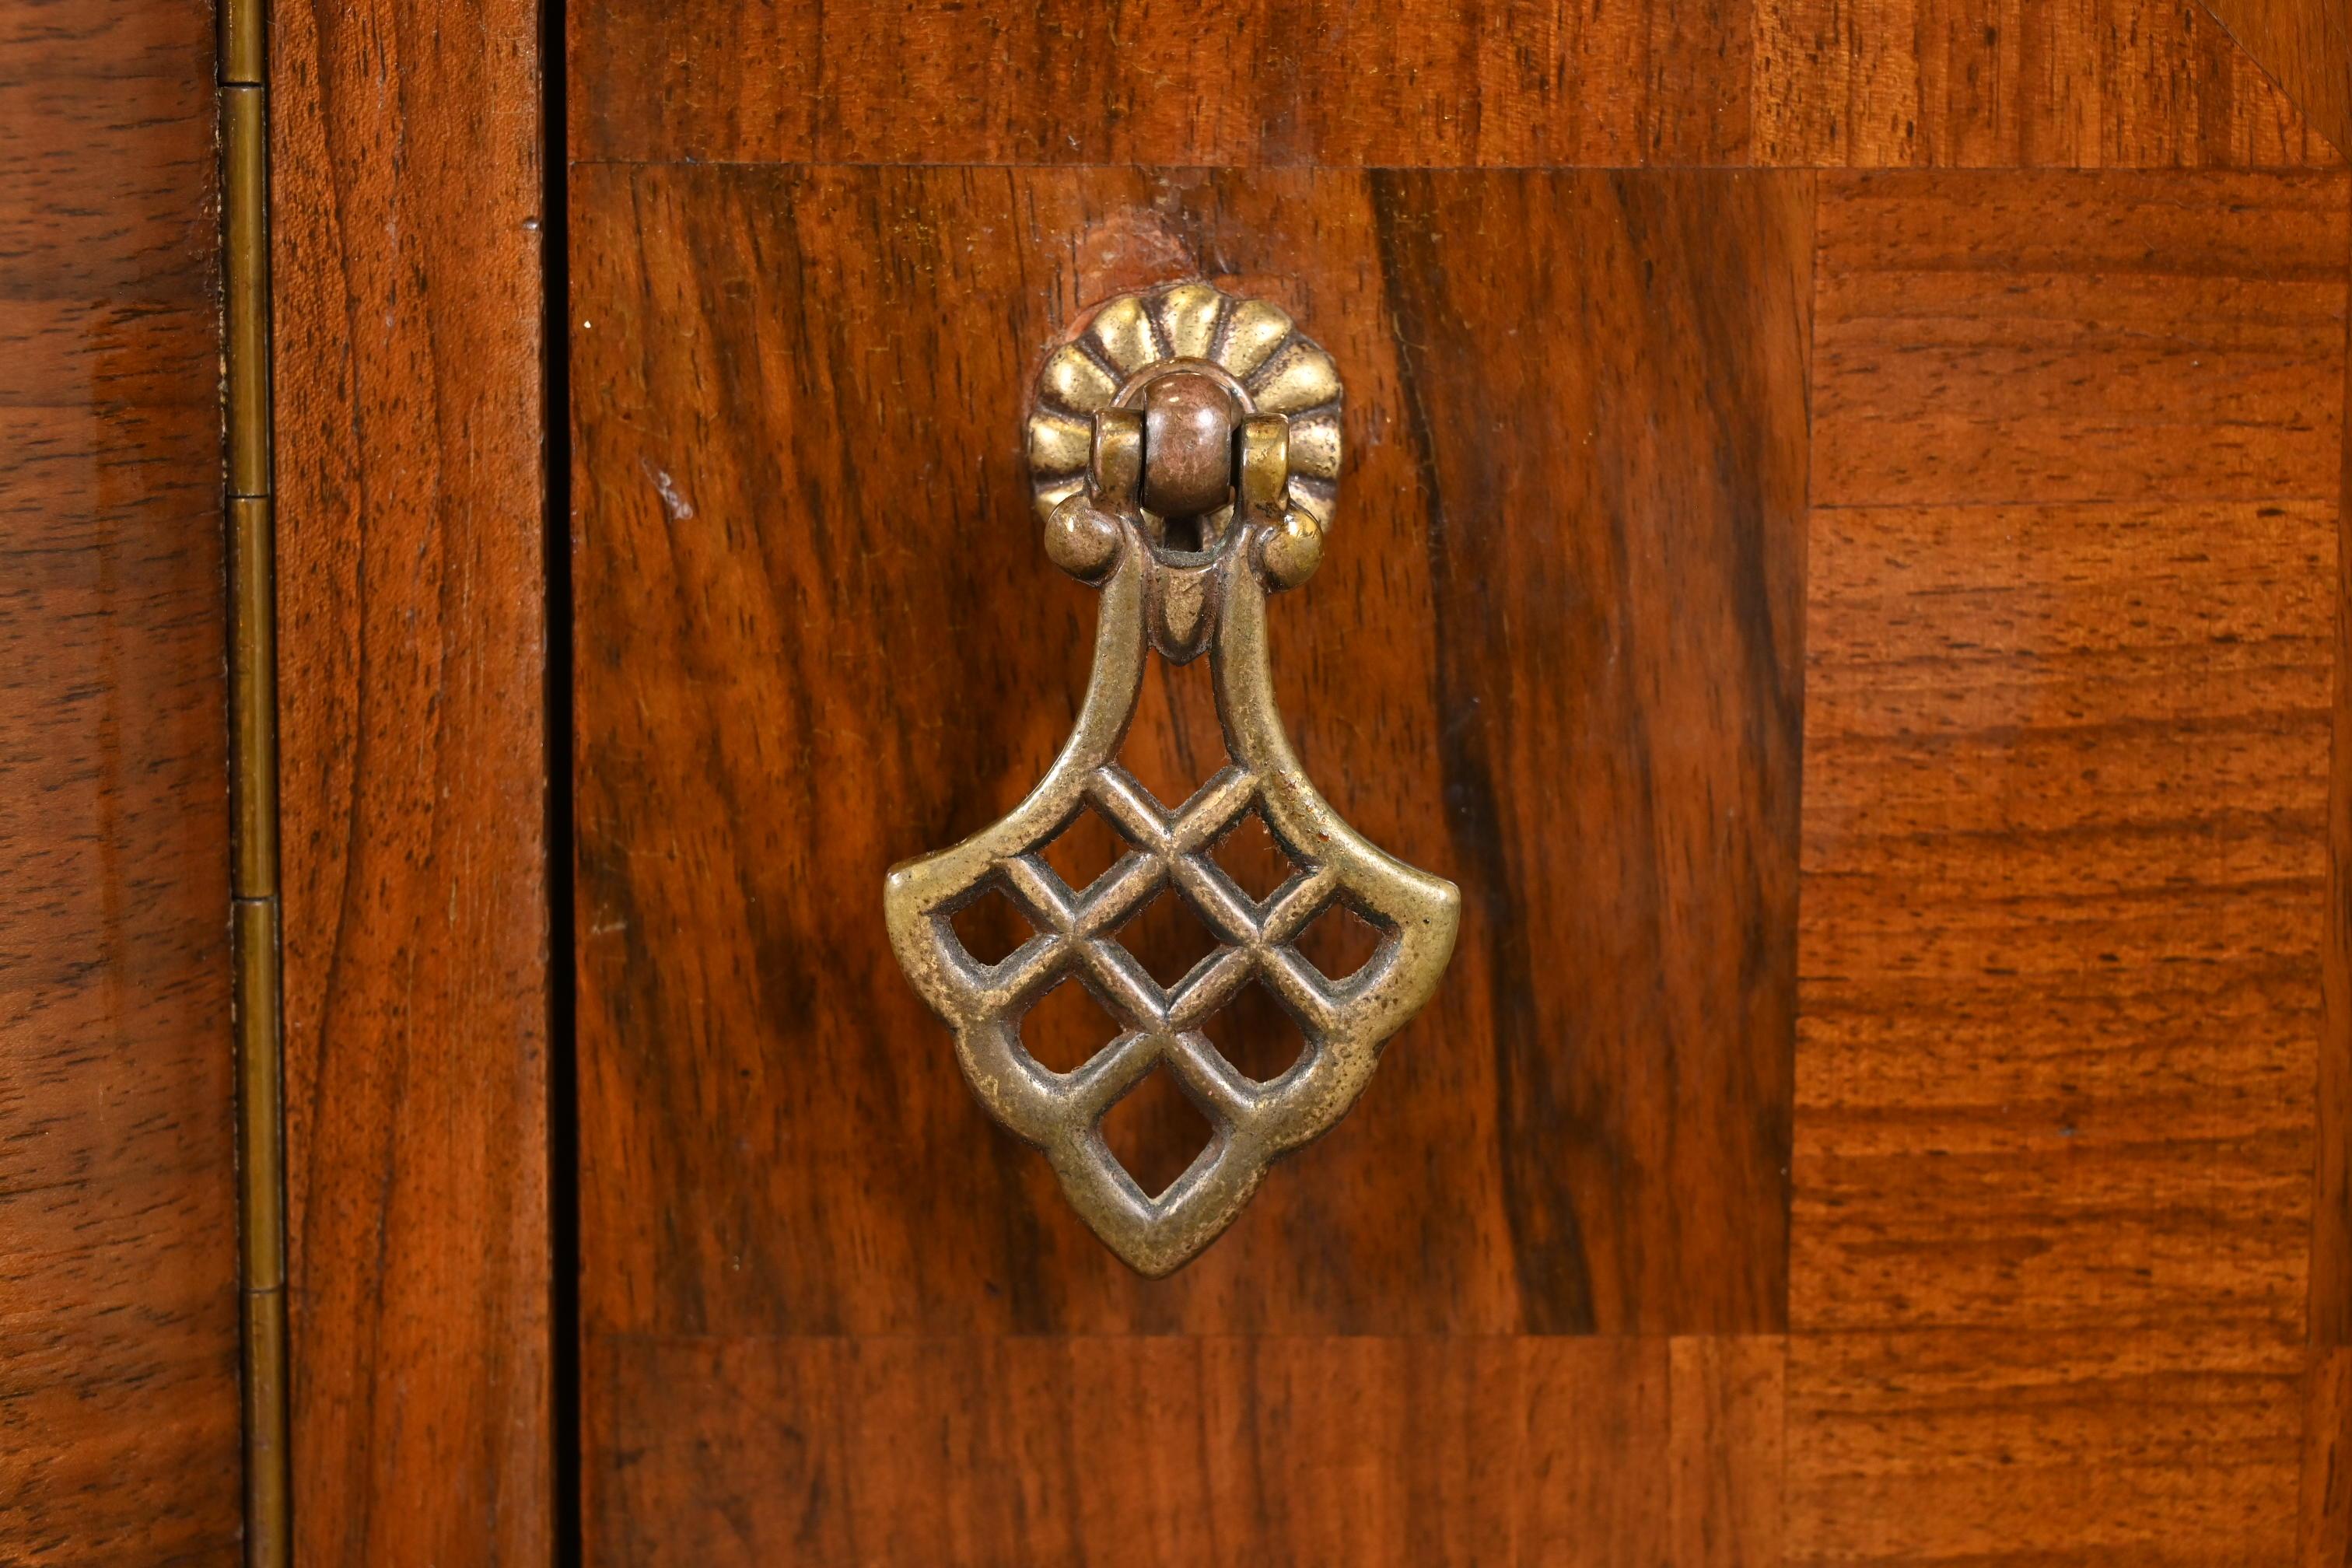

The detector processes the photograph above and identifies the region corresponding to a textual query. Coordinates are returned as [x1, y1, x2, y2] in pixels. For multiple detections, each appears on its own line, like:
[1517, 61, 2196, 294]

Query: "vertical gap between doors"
[542, 0, 582, 1555]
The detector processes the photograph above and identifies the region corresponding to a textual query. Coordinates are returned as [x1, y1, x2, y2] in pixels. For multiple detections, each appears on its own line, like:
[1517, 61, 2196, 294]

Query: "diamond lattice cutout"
[1040, 801, 1126, 895]
[947, 879, 1034, 968]
[1200, 977, 1309, 1085]
[1295, 900, 1385, 989]
[1116, 887, 1228, 992]
[1021, 975, 1123, 1075]
[1100, 1067, 1216, 1199]
[1211, 804, 1306, 905]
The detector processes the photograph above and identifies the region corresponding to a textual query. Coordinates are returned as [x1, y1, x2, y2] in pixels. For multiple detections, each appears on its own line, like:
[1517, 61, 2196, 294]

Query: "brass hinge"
[222, 0, 289, 1558]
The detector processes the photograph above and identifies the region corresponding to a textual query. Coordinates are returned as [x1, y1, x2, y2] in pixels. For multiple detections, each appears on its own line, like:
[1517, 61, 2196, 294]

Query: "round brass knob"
[1139, 372, 1237, 520]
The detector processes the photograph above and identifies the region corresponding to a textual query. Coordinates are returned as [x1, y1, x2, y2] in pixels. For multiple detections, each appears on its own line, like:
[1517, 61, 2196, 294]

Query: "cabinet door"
[555, 6, 2346, 1566]
[8, 0, 2341, 1563]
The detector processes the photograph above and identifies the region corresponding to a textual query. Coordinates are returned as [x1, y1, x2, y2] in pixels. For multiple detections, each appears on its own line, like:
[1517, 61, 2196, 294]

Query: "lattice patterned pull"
[884, 282, 1460, 1276]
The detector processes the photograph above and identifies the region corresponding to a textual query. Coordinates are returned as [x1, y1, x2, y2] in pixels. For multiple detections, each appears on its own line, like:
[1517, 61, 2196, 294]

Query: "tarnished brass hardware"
[224, 89, 271, 499]
[234, 900, 287, 1568]
[222, 19, 289, 1562]
[886, 282, 1459, 1276]
[1140, 373, 1239, 520]
[220, 0, 263, 86]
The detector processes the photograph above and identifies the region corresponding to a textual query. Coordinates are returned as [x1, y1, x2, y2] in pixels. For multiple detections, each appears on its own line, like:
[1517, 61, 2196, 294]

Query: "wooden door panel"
[0, 0, 243, 1556]
[572, 165, 1808, 1547]
[569, 0, 1755, 166]
[1753, 0, 2333, 167]
[1787, 169, 2344, 1560]
[270, 0, 556, 1558]
[572, 165, 1805, 1342]
[1788, 1328, 2308, 1563]
[568, 0, 2333, 170]
[586, 1333, 1784, 1566]
[558, 3, 2352, 1562]
[1371, 169, 1810, 1335]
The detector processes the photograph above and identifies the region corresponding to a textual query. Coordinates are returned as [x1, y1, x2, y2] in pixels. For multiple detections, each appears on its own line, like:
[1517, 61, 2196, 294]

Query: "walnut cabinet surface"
[3, 0, 2352, 1563]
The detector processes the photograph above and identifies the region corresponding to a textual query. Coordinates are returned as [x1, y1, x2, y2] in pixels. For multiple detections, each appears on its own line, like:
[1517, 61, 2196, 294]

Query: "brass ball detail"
[1139, 373, 1239, 520]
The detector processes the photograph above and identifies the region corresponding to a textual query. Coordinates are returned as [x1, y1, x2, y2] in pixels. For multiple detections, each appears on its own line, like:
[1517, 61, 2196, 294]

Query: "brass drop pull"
[884, 282, 1460, 1276]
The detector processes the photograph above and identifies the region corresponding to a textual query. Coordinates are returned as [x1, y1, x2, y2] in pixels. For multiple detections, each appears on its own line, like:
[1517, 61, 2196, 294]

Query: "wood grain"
[2201, 0, 2352, 159]
[572, 166, 1806, 1361]
[569, 0, 2338, 169]
[569, 0, 1756, 167]
[1788, 1328, 2307, 1565]
[1670, 1337, 1787, 1568]
[562, 8, 2352, 1559]
[269, 0, 553, 1559]
[1755, 0, 2335, 166]
[2321, 196, 2352, 1350]
[0, 0, 241, 1558]
[1790, 170, 2343, 1557]
[2301, 1347, 2352, 1564]
[1797, 170, 2342, 1334]
[1370, 168, 1811, 1334]
[1811, 171, 2347, 509]
[586, 1334, 1783, 1566]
